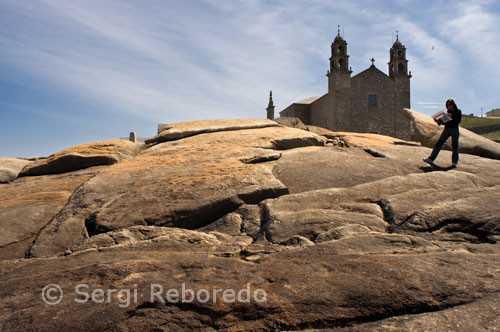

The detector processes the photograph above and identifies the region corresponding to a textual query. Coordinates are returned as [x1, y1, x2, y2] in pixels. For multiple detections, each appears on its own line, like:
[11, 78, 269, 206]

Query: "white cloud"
[1, 0, 498, 127]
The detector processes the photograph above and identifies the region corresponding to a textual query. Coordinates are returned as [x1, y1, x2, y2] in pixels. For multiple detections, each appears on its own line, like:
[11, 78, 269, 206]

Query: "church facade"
[278, 31, 413, 140]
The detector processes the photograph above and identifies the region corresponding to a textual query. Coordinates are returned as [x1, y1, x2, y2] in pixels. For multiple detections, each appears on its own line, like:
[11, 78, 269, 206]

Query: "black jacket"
[445, 108, 462, 128]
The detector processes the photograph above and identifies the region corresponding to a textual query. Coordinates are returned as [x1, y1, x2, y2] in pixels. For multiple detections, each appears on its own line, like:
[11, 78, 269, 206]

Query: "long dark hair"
[446, 98, 458, 111]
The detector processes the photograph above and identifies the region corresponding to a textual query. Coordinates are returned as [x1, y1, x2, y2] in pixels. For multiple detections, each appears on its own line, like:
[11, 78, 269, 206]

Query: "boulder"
[0, 158, 31, 183]
[401, 108, 500, 160]
[272, 117, 308, 130]
[147, 118, 278, 144]
[19, 140, 144, 176]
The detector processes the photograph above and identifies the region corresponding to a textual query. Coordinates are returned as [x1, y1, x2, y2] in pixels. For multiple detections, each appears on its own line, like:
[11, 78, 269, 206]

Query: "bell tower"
[327, 26, 352, 131]
[388, 31, 412, 139]
[388, 31, 410, 78]
[329, 26, 352, 77]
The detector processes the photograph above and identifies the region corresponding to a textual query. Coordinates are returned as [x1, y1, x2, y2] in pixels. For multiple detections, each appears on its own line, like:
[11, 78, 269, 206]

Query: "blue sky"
[1, 0, 499, 157]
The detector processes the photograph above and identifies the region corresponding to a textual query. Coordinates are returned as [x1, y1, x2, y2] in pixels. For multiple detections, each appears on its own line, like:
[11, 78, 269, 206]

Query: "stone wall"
[309, 94, 332, 130]
[393, 77, 412, 140]
[351, 67, 395, 136]
[348, 66, 412, 140]
[328, 71, 352, 131]
[280, 103, 311, 124]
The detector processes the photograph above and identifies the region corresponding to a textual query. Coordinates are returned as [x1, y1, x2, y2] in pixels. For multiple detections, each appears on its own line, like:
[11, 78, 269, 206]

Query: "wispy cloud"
[0, 0, 499, 156]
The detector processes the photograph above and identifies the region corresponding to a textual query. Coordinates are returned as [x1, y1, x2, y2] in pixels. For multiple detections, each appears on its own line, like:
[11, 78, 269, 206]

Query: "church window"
[398, 63, 405, 74]
[338, 45, 344, 54]
[338, 58, 344, 69]
[368, 94, 377, 106]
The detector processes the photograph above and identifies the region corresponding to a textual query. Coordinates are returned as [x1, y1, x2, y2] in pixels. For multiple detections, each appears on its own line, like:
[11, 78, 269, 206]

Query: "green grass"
[461, 116, 500, 127]
[482, 130, 500, 141]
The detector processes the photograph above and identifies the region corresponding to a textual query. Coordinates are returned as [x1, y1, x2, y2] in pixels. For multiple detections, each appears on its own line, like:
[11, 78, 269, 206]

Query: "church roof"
[334, 33, 344, 43]
[392, 36, 403, 48]
[295, 96, 320, 104]
[352, 65, 389, 80]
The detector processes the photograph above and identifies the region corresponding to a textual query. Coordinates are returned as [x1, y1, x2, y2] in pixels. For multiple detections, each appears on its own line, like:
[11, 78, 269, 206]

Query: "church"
[273, 29, 413, 140]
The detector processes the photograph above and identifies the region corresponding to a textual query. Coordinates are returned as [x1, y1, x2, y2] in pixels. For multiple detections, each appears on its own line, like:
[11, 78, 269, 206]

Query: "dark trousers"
[429, 127, 459, 164]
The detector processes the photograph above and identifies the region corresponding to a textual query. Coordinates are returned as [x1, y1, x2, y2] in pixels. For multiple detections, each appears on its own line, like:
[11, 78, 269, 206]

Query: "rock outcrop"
[147, 118, 279, 144]
[1, 118, 500, 332]
[401, 108, 500, 160]
[0, 167, 103, 260]
[26, 124, 325, 258]
[0, 158, 31, 183]
[19, 140, 144, 176]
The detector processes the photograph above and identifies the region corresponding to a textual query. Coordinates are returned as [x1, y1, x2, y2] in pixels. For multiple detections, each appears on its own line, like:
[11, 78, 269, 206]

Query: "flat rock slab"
[273, 146, 424, 193]
[147, 118, 279, 144]
[19, 140, 144, 176]
[402, 108, 500, 160]
[0, 158, 31, 183]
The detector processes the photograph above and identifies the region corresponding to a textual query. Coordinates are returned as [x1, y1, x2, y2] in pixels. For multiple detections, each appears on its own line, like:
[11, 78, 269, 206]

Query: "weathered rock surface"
[272, 117, 308, 130]
[19, 140, 144, 176]
[0, 167, 103, 260]
[1, 118, 500, 332]
[402, 107, 500, 160]
[147, 118, 279, 144]
[307, 125, 418, 148]
[27, 126, 325, 258]
[0, 158, 31, 183]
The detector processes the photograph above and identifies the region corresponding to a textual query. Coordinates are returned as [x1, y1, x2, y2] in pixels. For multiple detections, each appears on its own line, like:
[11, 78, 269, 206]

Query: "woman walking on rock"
[423, 98, 462, 168]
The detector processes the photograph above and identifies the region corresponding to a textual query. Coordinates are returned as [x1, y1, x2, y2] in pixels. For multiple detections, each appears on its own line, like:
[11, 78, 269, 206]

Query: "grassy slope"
[483, 131, 500, 141]
[459, 117, 500, 142]
[461, 116, 500, 127]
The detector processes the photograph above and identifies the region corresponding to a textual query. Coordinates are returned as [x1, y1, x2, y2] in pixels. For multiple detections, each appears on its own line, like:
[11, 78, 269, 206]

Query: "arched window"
[398, 50, 403, 58]
[338, 45, 344, 55]
[398, 63, 405, 74]
[338, 58, 344, 69]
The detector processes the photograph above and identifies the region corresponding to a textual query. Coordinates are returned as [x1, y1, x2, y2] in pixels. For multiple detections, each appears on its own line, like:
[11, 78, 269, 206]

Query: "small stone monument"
[129, 131, 137, 143]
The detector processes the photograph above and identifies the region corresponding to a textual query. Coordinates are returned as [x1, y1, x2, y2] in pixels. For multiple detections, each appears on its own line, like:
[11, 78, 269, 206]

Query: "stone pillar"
[129, 131, 137, 143]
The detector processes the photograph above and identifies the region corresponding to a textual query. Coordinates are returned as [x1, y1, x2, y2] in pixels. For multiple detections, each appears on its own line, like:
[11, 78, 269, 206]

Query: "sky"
[1, 0, 499, 157]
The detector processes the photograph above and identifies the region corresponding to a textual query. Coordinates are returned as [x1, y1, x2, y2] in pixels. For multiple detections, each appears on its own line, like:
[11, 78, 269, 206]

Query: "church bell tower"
[388, 32, 411, 138]
[388, 32, 410, 78]
[327, 26, 352, 131]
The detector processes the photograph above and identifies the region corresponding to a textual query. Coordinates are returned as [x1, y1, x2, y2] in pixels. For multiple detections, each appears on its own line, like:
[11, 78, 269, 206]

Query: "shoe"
[423, 158, 435, 165]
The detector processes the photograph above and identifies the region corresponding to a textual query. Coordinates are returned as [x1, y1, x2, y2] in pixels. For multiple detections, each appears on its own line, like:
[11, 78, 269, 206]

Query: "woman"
[423, 98, 462, 168]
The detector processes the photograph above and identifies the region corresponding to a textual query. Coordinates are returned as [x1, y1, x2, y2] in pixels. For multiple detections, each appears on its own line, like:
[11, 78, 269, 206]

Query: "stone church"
[274, 30, 413, 140]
